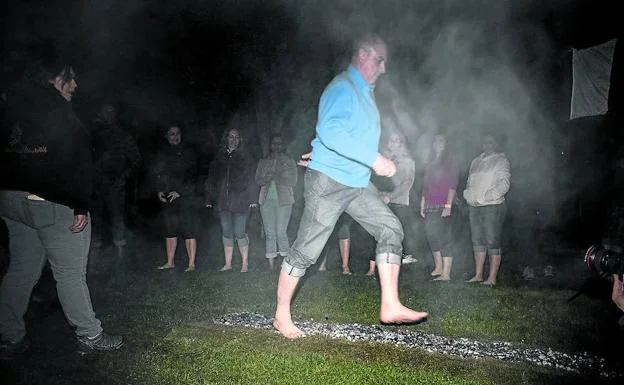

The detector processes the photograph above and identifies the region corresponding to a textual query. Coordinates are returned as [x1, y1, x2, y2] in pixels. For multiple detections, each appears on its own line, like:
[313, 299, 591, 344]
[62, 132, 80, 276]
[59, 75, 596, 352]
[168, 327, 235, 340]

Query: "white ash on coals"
[213, 312, 622, 378]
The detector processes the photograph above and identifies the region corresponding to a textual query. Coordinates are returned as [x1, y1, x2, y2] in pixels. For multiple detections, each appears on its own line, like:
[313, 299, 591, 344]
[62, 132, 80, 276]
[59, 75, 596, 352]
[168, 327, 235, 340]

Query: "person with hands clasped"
[155, 125, 199, 272]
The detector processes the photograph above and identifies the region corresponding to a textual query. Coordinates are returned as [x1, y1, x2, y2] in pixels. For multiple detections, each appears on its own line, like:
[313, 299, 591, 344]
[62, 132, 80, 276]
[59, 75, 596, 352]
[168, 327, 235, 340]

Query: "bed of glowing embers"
[213, 312, 623, 378]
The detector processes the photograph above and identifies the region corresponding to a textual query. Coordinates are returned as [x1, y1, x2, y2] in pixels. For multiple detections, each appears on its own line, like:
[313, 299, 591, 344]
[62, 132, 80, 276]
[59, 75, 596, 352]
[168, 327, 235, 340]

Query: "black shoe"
[77, 332, 123, 355]
[0, 337, 30, 360]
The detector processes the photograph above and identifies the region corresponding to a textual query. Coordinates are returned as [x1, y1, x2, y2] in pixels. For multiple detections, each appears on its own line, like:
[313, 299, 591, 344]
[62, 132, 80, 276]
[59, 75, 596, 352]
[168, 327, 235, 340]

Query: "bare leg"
[339, 238, 351, 275]
[377, 263, 428, 324]
[220, 245, 233, 271]
[434, 257, 452, 281]
[317, 253, 327, 272]
[239, 245, 249, 273]
[466, 251, 486, 282]
[273, 271, 306, 338]
[431, 251, 443, 276]
[185, 238, 196, 271]
[157, 237, 177, 269]
[268, 257, 275, 270]
[482, 254, 501, 285]
[366, 260, 376, 276]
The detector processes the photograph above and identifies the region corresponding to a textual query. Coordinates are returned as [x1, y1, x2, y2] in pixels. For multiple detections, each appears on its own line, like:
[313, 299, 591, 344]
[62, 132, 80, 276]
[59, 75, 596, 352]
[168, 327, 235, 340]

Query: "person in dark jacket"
[154, 125, 199, 272]
[205, 128, 258, 273]
[90, 103, 141, 275]
[0, 59, 123, 358]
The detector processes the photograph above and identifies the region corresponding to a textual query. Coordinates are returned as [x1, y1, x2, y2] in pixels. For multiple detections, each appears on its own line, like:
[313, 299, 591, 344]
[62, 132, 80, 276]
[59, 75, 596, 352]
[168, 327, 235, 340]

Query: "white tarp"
[570, 38, 617, 119]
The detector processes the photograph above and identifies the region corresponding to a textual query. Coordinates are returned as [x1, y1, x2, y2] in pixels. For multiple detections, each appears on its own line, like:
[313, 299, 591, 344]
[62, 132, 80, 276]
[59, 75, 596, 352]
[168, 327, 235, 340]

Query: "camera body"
[585, 245, 624, 279]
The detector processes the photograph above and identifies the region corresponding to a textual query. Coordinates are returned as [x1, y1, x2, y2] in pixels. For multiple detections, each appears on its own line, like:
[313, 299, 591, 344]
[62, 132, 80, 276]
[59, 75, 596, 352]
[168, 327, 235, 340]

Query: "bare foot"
[380, 304, 428, 325]
[465, 276, 483, 283]
[156, 263, 175, 270]
[366, 270, 375, 276]
[430, 270, 442, 276]
[219, 265, 232, 272]
[240, 266, 248, 273]
[481, 280, 496, 286]
[342, 268, 352, 275]
[273, 317, 306, 339]
[318, 265, 326, 272]
[184, 265, 195, 272]
[433, 275, 450, 281]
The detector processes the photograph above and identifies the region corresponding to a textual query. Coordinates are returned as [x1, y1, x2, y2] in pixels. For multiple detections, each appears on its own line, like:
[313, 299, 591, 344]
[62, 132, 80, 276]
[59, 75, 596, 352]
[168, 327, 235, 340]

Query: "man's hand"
[612, 275, 624, 312]
[297, 152, 312, 167]
[158, 192, 167, 203]
[372, 155, 396, 177]
[69, 214, 88, 233]
[250, 203, 258, 208]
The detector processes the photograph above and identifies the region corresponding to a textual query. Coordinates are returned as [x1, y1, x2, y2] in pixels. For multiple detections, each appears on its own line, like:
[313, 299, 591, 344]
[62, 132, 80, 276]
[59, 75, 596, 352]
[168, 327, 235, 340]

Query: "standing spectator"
[380, 124, 417, 263]
[0, 58, 122, 358]
[206, 128, 257, 273]
[421, 134, 459, 281]
[154, 125, 199, 272]
[90, 103, 141, 277]
[273, 33, 428, 339]
[255, 134, 297, 270]
[463, 132, 511, 286]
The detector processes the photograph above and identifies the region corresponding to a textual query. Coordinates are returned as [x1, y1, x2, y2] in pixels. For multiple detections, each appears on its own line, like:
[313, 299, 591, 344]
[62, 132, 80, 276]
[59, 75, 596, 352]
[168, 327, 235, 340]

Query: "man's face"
[166, 126, 182, 146]
[51, 67, 77, 101]
[358, 43, 387, 84]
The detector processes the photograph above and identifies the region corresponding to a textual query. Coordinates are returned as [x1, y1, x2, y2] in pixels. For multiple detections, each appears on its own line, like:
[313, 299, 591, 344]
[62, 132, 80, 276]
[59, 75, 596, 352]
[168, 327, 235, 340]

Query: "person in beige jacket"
[463, 132, 511, 286]
[255, 134, 298, 270]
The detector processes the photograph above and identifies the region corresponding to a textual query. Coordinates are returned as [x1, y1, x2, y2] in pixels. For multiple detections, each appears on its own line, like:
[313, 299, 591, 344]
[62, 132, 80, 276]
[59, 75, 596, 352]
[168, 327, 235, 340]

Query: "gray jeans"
[259, 198, 292, 258]
[468, 202, 507, 255]
[0, 191, 102, 341]
[282, 170, 403, 277]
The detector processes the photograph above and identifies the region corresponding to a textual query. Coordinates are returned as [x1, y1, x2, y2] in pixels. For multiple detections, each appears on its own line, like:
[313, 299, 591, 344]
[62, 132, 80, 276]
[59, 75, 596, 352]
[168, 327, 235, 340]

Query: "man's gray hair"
[352, 33, 385, 57]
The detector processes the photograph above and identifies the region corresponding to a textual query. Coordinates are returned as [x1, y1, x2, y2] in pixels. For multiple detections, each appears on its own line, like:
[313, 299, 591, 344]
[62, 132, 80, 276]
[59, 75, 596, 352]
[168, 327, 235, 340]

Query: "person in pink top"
[420, 134, 459, 281]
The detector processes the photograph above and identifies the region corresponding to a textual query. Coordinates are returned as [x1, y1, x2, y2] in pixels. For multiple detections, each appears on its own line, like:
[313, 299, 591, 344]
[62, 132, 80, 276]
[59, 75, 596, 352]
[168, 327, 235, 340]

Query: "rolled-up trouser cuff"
[236, 235, 249, 247]
[280, 260, 307, 277]
[487, 248, 502, 256]
[222, 236, 234, 247]
[265, 252, 278, 259]
[473, 245, 487, 253]
[376, 252, 402, 265]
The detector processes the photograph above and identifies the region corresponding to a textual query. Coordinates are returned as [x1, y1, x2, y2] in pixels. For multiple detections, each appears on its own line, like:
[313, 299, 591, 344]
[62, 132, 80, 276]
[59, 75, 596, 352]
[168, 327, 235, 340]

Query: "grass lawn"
[1, 244, 623, 385]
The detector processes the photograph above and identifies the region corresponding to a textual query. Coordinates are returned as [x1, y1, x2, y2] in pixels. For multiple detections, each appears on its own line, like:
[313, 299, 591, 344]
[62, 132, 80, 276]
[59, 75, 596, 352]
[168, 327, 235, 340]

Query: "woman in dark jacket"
[155, 125, 199, 272]
[206, 128, 257, 272]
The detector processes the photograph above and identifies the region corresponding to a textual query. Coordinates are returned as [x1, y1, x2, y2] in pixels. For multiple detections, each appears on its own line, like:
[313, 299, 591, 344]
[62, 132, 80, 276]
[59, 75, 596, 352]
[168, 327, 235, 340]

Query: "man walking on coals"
[273, 33, 428, 338]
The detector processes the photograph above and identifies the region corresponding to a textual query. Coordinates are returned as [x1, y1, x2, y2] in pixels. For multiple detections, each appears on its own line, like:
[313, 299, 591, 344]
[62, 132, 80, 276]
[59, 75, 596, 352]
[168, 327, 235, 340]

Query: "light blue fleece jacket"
[308, 65, 380, 188]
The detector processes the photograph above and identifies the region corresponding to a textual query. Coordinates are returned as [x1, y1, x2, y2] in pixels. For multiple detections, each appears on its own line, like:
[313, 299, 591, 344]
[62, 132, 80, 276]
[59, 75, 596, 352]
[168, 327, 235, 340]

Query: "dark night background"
[0, 0, 623, 254]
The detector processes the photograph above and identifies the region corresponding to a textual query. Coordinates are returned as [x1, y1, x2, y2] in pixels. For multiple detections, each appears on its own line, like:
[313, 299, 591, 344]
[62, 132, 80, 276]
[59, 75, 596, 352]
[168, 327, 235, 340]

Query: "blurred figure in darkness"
[613, 275, 624, 312]
[255, 133, 297, 270]
[154, 125, 199, 272]
[463, 132, 511, 286]
[90, 103, 140, 279]
[0, 57, 122, 358]
[205, 128, 257, 273]
[273, 33, 428, 339]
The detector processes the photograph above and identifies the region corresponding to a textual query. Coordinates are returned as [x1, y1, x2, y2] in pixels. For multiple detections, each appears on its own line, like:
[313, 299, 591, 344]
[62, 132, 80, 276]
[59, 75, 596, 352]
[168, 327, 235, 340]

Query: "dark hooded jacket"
[0, 81, 92, 214]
